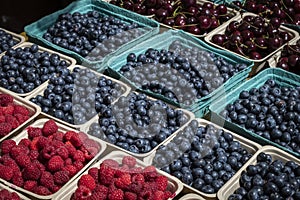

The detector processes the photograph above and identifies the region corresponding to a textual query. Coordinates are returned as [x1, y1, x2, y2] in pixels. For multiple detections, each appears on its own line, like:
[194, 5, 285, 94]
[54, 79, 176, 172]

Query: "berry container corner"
[143, 118, 261, 199]
[204, 12, 300, 76]
[24, 0, 160, 72]
[25, 64, 131, 130]
[0, 28, 26, 57]
[53, 150, 183, 200]
[0, 182, 31, 200]
[178, 193, 206, 200]
[105, 29, 254, 117]
[209, 68, 300, 158]
[217, 145, 300, 199]
[0, 87, 41, 143]
[0, 118, 107, 200]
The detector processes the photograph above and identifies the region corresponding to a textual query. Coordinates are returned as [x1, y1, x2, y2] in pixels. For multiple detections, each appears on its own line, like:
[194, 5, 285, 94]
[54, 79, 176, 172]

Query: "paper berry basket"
[0, 87, 41, 143]
[0, 118, 107, 200]
[217, 145, 300, 199]
[178, 193, 206, 200]
[144, 118, 261, 199]
[25, 64, 131, 130]
[0, 28, 25, 57]
[53, 150, 183, 200]
[82, 91, 194, 160]
[0, 182, 31, 200]
[0, 42, 76, 98]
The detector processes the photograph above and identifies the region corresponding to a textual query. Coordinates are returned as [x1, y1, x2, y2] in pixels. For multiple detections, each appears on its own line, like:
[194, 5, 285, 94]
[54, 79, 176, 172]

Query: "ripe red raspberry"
[42, 120, 58, 137]
[1, 105, 14, 115]
[3, 158, 20, 172]
[78, 174, 96, 190]
[108, 189, 124, 200]
[34, 186, 52, 195]
[128, 182, 142, 194]
[124, 192, 137, 200]
[72, 186, 92, 199]
[80, 146, 98, 161]
[0, 94, 13, 106]
[115, 165, 129, 178]
[24, 180, 37, 192]
[63, 131, 76, 142]
[88, 192, 107, 200]
[150, 191, 165, 200]
[0, 115, 5, 123]
[40, 171, 55, 189]
[32, 160, 46, 172]
[70, 133, 83, 147]
[52, 131, 64, 141]
[0, 122, 12, 137]
[99, 163, 116, 185]
[64, 158, 72, 166]
[140, 189, 152, 199]
[143, 166, 158, 181]
[18, 138, 31, 147]
[78, 132, 89, 141]
[88, 167, 99, 183]
[132, 173, 145, 185]
[54, 170, 70, 185]
[15, 114, 29, 124]
[27, 127, 42, 139]
[0, 154, 13, 163]
[73, 161, 84, 171]
[10, 145, 29, 159]
[12, 172, 24, 187]
[41, 145, 56, 160]
[0, 188, 21, 200]
[13, 105, 30, 116]
[155, 175, 168, 191]
[0, 139, 16, 154]
[115, 173, 132, 189]
[51, 140, 64, 149]
[0, 164, 14, 180]
[65, 143, 77, 156]
[37, 136, 51, 150]
[50, 185, 61, 193]
[22, 164, 41, 181]
[72, 150, 85, 163]
[163, 191, 175, 199]
[47, 155, 64, 172]
[63, 165, 78, 177]
[5, 115, 19, 129]
[15, 154, 31, 168]
[94, 184, 108, 195]
[122, 156, 137, 168]
[29, 150, 39, 161]
[56, 146, 69, 160]
[102, 159, 119, 168]
[82, 138, 100, 149]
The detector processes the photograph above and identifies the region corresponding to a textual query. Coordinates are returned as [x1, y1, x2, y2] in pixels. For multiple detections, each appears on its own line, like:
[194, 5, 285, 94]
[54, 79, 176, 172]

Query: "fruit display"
[87, 92, 191, 155]
[0, 119, 103, 198]
[227, 151, 300, 200]
[118, 40, 247, 106]
[43, 11, 146, 61]
[68, 154, 177, 200]
[231, 0, 300, 26]
[208, 14, 296, 60]
[148, 119, 257, 196]
[0, 43, 74, 95]
[220, 78, 300, 155]
[0, 29, 21, 55]
[29, 66, 126, 126]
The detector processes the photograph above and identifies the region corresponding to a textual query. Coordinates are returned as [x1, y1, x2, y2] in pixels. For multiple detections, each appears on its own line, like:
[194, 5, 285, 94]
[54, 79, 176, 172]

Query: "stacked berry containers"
[106, 30, 254, 117]
[0, 88, 40, 143]
[25, 65, 131, 130]
[218, 146, 300, 199]
[143, 118, 261, 199]
[53, 151, 183, 200]
[83, 91, 194, 159]
[0, 28, 25, 56]
[24, 0, 159, 71]
[0, 42, 76, 97]
[209, 68, 300, 158]
[204, 13, 299, 75]
[0, 182, 31, 200]
[0, 118, 106, 200]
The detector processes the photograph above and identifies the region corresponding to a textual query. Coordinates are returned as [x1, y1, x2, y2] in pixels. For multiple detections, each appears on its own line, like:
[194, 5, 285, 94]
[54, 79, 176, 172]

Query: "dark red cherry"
[277, 57, 290, 71]
[268, 37, 283, 50]
[238, 22, 251, 31]
[155, 8, 168, 19]
[144, 0, 156, 8]
[163, 18, 175, 26]
[210, 18, 220, 29]
[244, 40, 257, 53]
[249, 51, 262, 60]
[147, 8, 156, 15]
[212, 34, 226, 46]
[280, 31, 292, 43]
[226, 21, 239, 34]
[241, 30, 254, 40]
[203, 2, 214, 9]
[186, 17, 197, 24]
[198, 16, 211, 30]
[283, 0, 295, 6]
[245, 1, 257, 12]
[273, 8, 286, 19]
[288, 54, 300, 67]
[187, 26, 201, 35]
[216, 4, 228, 14]
[269, 18, 281, 29]
[187, 6, 199, 16]
[182, 0, 196, 7]
[243, 16, 254, 22]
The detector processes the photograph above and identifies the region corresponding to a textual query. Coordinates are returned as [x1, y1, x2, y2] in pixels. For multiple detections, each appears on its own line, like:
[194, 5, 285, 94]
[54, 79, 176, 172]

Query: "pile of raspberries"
[0, 119, 101, 196]
[0, 93, 31, 137]
[0, 188, 21, 200]
[71, 156, 175, 200]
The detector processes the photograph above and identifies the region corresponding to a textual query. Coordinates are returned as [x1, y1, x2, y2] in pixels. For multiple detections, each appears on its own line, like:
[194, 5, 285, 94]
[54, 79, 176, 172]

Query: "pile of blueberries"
[0, 29, 18, 54]
[30, 67, 124, 125]
[229, 152, 300, 199]
[119, 40, 247, 106]
[43, 11, 145, 60]
[88, 92, 189, 154]
[220, 79, 300, 154]
[0, 44, 70, 94]
[152, 120, 253, 194]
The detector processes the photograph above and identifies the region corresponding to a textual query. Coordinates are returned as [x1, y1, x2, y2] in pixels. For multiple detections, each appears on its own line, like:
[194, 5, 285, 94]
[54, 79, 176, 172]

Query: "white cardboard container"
[178, 193, 206, 200]
[0, 118, 107, 200]
[144, 118, 262, 199]
[0, 182, 31, 200]
[0, 28, 25, 56]
[218, 145, 300, 200]
[54, 150, 183, 200]
[25, 65, 131, 130]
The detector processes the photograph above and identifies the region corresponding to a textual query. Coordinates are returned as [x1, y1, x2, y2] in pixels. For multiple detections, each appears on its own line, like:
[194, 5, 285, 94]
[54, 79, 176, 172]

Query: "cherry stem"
[280, 0, 288, 10]
[173, 23, 198, 28]
[172, 6, 182, 17]
[282, 9, 294, 23]
[287, 44, 300, 54]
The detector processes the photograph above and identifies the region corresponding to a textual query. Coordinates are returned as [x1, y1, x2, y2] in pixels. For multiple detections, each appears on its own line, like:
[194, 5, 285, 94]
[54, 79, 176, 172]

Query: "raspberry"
[50, 185, 61, 193]
[163, 191, 175, 199]
[29, 137, 39, 151]
[0, 122, 12, 137]
[47, 155, 64, 172]
[132, 174, 145, 185]
[40, 171, 55, 189]
[128, 182, 142, 194]
[0, 164, 14, 180]
[13, 105, 30, 116]
[81, 146, 98, 161]
[140, 189, 152, 199]
[108, 189, 124, 200]
[78, 132, 89, 141]
[15, 154, 31, 168]
[0, 189, 10, 198]
[0, 154, 13, 163]
[63, 131, 76, 141]
[73, 186, 92, 199]
[56, 146, 69, 160]
[88, 167, 99, 183]
[99, 163, 116, 185]
[63, 165, 78, 177]
[0, 115, 5, 123]
[22, 164, 41, 180]
[65, 143, 77, 156]
[0, 94, 13, 106]
[88, 192, 107, 200]
[70, 133, 83, 147]
[94, 184, 108, 195]
[15, 114, 29, 124]
[64, 158, 72, 165]
[115, 173, 132, 189]
[155, 175, 168, 191]
[32, 160, 46, 172]
[124, 192, 137, 200]
[42, 120, 58, 136]
[54, 170, 70, 185]
[72, 150, 85, 162]
[10, 145, 29, 159]
[115, 165, 129, 178]
[3, 158, 20, 172]
[29, 150, 39, 160]
[12, 172, 24, 187]
[102, 159, 119, 168]
[150, 191, 165, 200]
[82, 138, 100, 149]
[73, 161, 84, 171]
[52, 131, 64, 141]
[0, 188, 21, 200]
[0, 139, 16, 154]
[143, 166, 158, 181]
[24, 180, 37, 192]
[78, 174, 96, 190]
[34, 186, 52, 195]
[19, 138, 31, 147]
[37, 136, 51, 150]
[51, 140, 64, 149]
[122, 156, 137, 168]
[5, 115, 19, 129]
[27, 127, 42, 139]
[1, 105, 14, 115]
[41, 145, 56, 160]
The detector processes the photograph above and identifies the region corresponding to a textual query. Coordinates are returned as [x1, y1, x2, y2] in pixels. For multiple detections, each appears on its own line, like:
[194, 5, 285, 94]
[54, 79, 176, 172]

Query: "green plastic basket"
[106, 30, 254, 116]
[209, 68, 300, 158]
[24, 0, 159, 71]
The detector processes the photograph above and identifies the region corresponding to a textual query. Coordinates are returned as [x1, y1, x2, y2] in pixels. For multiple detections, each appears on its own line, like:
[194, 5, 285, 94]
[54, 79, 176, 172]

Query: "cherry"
[181, 0, 196, 8]
[280, 31, 292, 43]
[163, 3, 173, 13]
[210, 18, 220, 29]
[249, 51, 262, 60]
[155, 8, 168, 20]
[288, 54, 300, 67]
[198, 16, 211, 30]
[229, 34, 243, 45]
[144, 0, 157, 8]
[200, 8, 211, 16]
[244, 40, 257, 53]
[238, 22, 251, 31]
[283, 0, 295, 7]
[202, 2, 214, 9]
[241, 30, 254, 40]
[187, 6, 199, 16]
[277, 59, 290, 71]
[186, 17, 197, 24]
[268, 37, 283, 50]
[243, 16, 254, 22]
[245, 1, 257, 12]
[212, 34, 226, 46]
[163, 18, 175, 26]
[269, 18, 281, 29]
[226, 21, 239, 34]
[217, 4, 227, 15]
[147, 8, 156, 15]
[187, 26, 201, 35]
[175, 15, 187, 27]
[273, 8, 286, 19]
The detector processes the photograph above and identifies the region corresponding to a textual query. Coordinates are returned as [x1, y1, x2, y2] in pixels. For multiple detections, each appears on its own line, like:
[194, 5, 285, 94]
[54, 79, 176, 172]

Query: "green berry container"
[106, 30, 254, 117]
[24, 0, 159, 72]
[209, 68, 300, 158]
